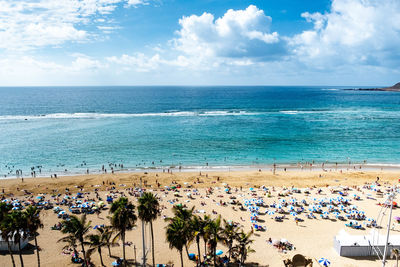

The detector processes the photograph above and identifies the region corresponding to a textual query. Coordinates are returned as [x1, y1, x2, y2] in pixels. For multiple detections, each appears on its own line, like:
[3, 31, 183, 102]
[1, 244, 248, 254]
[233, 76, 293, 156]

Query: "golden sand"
[0, 170, 399, 267]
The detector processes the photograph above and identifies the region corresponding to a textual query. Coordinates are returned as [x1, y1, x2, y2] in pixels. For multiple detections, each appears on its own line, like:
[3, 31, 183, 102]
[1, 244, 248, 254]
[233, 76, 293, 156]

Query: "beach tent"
[0, 231, 29, 251]
[334, 229, 400, 257]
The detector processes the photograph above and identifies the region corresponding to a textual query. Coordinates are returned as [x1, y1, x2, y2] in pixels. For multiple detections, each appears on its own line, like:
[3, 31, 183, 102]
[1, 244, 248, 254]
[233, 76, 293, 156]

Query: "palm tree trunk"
[34, 235, 40, 267]
[150, 221, 155, 267]
[179, 249, 184, 267]
[107, 244, 112, 257]
[7, 240, 16, 267]
[122, 232, 126, 267]
[80, 241, 87, 267]
[196, 236, 201, 266]
[203, 238, 207, 256]
[228, 243, 231, 262]
[18, 239, 24, 267]
[185, 244, 190, 259]
[98, 247, 104, 266]
[213, 246, 216, 267]
[240, 246, 245, 265]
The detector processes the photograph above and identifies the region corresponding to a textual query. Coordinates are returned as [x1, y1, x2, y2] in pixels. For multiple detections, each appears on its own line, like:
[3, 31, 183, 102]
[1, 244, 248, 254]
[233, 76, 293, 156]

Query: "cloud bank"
[0, 0, 400, 85]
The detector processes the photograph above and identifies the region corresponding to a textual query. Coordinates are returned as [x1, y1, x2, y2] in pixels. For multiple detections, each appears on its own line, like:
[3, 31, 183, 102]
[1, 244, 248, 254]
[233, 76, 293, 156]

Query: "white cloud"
[291, 0, 400, 68]
[107, 53, 162, 72]
[126, 0, 150, 7]
[174, 5, 283, 60]
[1, 2, 400, 86]
[71, 55, 105, 71]
[0, 0, 144, 50]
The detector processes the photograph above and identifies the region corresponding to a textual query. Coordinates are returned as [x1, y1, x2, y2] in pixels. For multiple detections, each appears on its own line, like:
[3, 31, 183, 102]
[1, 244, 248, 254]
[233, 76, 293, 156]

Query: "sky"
[0, 0, 399, 86]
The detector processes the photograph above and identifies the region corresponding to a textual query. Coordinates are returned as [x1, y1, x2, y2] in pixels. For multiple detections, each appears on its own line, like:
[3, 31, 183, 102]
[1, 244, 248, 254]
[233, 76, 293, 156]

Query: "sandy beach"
[1, 169, 399, 267]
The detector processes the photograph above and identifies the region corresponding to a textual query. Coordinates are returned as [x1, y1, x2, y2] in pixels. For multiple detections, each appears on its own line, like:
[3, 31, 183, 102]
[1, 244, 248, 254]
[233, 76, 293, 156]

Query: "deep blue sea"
[0, 86, 399, 177]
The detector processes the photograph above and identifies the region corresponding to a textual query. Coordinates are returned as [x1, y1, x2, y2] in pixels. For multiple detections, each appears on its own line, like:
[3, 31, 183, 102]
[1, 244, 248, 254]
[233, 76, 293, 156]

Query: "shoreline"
[3, 162, 400, 180]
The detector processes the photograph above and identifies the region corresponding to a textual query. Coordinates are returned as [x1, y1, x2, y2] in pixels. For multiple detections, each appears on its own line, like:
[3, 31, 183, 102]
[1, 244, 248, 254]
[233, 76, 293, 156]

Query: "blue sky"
[0, 0, 399, 86]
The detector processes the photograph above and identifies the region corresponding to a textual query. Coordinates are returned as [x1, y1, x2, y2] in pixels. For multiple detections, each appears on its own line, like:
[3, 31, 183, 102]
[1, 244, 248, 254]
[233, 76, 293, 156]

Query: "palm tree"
[60, 215, 91, 267]
[110, 197, 137, 267]
[86, 228, 109, 266]
[233, 230, 254, 265]
[171, 205, 194, 221]
[24, 206, 43, 267]
[170, 205, 194, 259]
[8, 210, 27, 267]
[138, 192, 160, 267]
[166, 218, 186, 267]
[58, 233, 78, 252]
[190, 215, 210, 265]
[0, 207, 16, 267]
[391, 248, 399, 267]
[190, 215, 202, 266]
[221, 219, 239, 262]
[204, 215, 223, 266]
[102, 225, 116, 257]
[200, 215, 211, 257]
[0, 202, 11, 220]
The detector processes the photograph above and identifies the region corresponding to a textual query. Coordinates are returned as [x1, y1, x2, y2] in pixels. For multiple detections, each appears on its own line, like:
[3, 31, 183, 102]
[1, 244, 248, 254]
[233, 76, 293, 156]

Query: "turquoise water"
[0, 86, 399, 177]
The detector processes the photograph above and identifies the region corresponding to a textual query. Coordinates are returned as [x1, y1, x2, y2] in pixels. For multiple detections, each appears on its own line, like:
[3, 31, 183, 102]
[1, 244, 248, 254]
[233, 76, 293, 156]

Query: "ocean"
[0, 86, 399, 177]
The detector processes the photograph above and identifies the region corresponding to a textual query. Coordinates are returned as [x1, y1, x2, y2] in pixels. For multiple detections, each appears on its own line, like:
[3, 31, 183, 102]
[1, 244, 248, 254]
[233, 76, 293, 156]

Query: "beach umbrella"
[267, 210, 275, 215]
[290, 212, 297, 217]
[216, 250, 223, 256]
[279, 199, 286, 203]
[249, 188, 254, 191]
[318, 258, 331, 266]
[186, 192, 191, 196]
[58, 211, 66, 215]
[288, 205, 295, 211]
[12, 207, 19, 210]
[224, 188, 229, 192]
